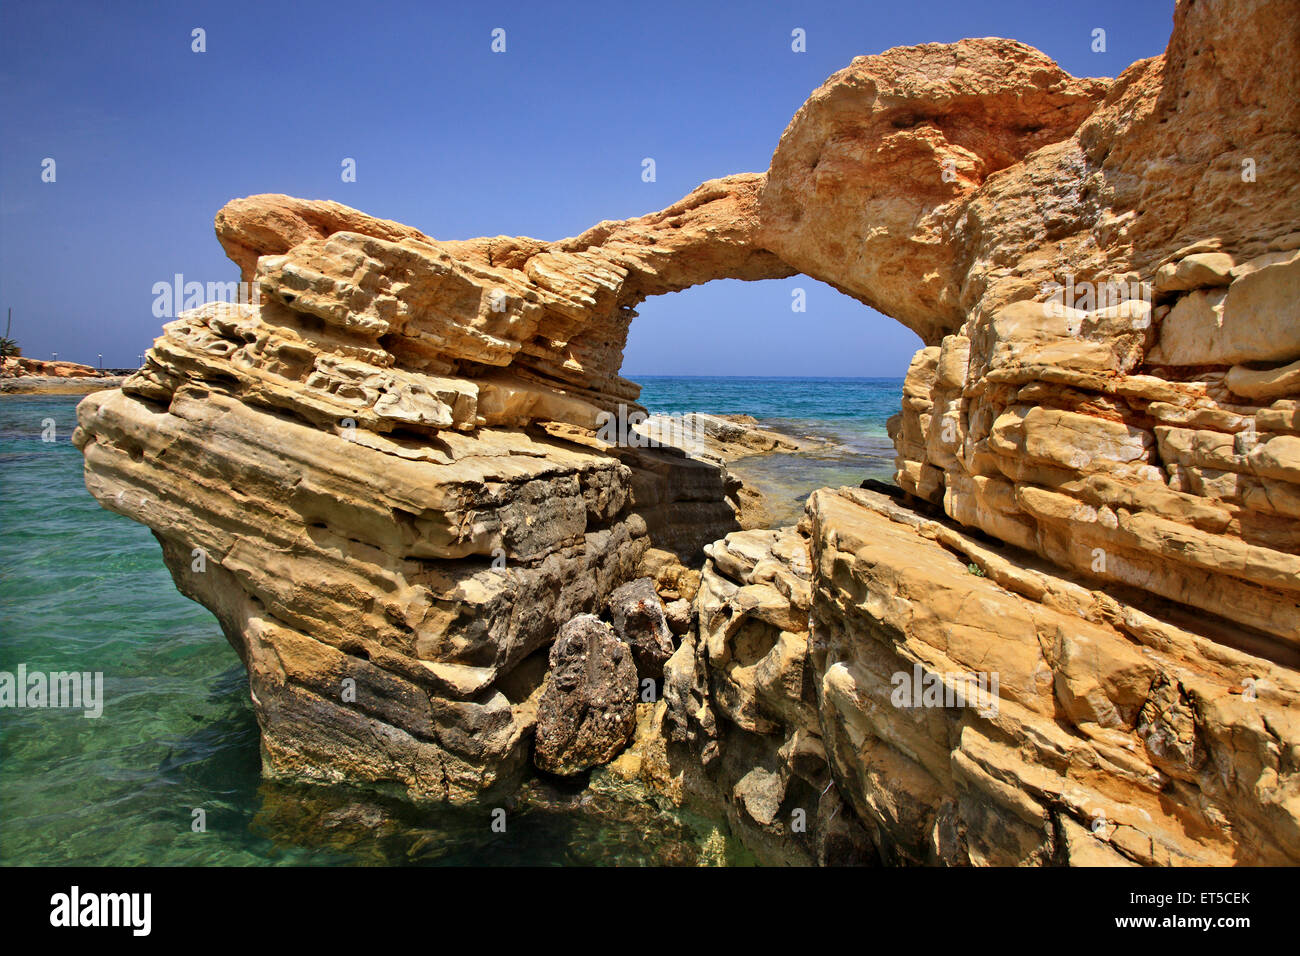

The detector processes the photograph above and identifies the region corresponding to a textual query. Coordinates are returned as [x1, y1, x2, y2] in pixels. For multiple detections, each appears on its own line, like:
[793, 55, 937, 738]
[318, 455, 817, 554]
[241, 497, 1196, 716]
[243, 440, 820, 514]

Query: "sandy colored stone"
[1, 356, 110, 379]
[69, 0, 1300, 865]
[633, 412, 805, 464]
[1226, 359, 1300, 401]
[1154, 251, 1235, 293]
[758, 38, 1107, 344]
[802, 487, 1300, 866]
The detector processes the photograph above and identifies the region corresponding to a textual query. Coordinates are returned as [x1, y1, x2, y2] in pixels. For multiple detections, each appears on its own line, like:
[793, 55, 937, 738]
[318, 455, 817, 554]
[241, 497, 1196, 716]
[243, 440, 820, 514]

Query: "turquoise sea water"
[636, 376, 902, 524]
[0, 378, 901, 865]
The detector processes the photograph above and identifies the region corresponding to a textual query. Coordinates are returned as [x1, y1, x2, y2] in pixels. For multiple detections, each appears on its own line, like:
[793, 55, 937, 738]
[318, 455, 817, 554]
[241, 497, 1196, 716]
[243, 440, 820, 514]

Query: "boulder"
[533, 615, 638, 776]
[605, 578, 676, 679]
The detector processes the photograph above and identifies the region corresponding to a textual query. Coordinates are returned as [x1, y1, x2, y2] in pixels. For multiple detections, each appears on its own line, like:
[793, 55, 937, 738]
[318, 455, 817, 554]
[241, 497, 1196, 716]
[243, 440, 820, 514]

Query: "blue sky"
[1, 0, 1175, 374]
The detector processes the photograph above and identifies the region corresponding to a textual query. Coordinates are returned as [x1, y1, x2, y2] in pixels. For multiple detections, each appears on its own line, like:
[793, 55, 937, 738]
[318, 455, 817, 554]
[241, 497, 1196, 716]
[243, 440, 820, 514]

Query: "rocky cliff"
[76, 0, 1299, 864]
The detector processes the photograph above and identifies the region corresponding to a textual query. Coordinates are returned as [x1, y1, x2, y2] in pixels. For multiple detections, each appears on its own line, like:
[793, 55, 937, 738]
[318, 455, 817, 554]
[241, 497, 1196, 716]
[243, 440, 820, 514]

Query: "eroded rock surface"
[759, 37, 1109, 344]
[606, 578, 676, 680]
[74, 0, 1300, 863]
[534, 615, 638, 775]
[804, 487, 1300, 865]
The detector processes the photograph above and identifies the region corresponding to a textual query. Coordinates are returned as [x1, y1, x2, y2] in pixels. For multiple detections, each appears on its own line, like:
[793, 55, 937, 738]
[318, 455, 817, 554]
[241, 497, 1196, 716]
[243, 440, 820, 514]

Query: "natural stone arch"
[210, 37, 1107, 418]
[72, 5, 1300, 864]
[87, 13, 1300, 702]
[757, 38, 1107, 344]
[212, 174, 796, 432]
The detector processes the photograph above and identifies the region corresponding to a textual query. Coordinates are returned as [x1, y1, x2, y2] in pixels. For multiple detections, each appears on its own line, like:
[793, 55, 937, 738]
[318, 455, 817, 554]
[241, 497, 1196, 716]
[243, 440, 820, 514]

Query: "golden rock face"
[75, 0, 1300, 863]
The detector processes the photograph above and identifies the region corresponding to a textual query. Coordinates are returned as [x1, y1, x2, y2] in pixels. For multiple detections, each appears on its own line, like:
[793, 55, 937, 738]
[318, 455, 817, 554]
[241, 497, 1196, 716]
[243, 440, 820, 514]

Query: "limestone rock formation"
[3, 357, 108, 379]
[533, 615, 638, 775]
[209, 173, 790, 422]
[804, 487, 1300, 865]
[74, 0, 1300, 864]
[758, 38, 1109, 344]
[214, 195, 436, 285]
[634, 412, 807, 465]
[878, 0, 1300, 648]
[641, 524, 873, 864]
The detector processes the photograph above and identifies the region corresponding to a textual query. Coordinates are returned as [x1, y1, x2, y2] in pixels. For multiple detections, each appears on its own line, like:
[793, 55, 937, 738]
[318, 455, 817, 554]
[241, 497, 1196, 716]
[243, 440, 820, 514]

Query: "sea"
[0, 377, 901, 865]
[635, 376, 900, 525]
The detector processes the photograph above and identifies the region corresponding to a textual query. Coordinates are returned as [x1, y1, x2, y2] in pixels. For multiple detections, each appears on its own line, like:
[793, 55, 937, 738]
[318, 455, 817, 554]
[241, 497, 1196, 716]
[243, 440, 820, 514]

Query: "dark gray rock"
[534, 615, 638, 775]
[606, 577, 676, 678]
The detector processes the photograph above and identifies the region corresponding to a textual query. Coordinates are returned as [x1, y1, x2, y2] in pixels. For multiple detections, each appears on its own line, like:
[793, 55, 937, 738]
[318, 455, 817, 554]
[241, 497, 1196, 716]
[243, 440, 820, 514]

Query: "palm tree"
[0, 308, 18, 357]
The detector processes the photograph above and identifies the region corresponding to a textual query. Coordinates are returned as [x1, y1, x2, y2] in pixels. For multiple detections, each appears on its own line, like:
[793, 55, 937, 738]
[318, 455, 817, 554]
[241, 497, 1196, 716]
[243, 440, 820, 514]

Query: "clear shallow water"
[0, 380, 900, 865]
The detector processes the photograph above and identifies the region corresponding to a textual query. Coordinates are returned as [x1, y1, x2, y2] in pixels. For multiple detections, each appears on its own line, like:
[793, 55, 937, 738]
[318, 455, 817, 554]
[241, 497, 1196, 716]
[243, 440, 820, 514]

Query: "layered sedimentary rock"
[806, 487, 1299, 865]
[2, 357, 107, 378]
[609, 487, 1300, 864]
[76, 0, 1300, 863]
[73, 178, 782, 800]
[877, 0, 1300, 648]
[78, 383, 652, 799]
[209, 174, 789, 422]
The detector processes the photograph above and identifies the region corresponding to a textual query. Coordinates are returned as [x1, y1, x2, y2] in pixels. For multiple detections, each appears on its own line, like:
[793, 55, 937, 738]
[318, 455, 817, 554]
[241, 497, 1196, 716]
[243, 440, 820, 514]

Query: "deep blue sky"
[1, 0, 1175, 374]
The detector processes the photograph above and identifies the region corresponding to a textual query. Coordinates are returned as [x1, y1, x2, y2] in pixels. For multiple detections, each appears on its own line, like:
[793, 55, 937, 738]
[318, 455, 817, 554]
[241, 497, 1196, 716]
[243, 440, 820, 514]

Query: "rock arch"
[74, 1, 1300, 863]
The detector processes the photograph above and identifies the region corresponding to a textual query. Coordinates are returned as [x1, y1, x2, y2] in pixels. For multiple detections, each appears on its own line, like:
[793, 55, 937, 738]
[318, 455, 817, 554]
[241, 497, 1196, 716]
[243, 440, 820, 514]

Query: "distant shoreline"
[628, 374, 906, 381]
[0, 375, 127, 396]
